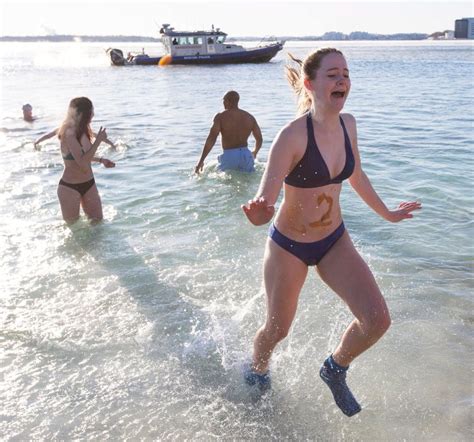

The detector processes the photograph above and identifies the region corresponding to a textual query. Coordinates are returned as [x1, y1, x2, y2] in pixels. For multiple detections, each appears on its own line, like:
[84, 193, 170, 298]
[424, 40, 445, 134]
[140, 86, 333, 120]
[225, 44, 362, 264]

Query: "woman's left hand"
[385, 201, 422, 222]
[101, 158, 115, 168]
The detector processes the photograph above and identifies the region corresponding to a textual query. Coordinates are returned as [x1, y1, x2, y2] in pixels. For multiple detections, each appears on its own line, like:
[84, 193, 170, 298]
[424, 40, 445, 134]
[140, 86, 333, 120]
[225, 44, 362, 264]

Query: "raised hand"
[242, 196, 275, 226]
[385, 201, 422, 222]
[96, 126, 108, 144]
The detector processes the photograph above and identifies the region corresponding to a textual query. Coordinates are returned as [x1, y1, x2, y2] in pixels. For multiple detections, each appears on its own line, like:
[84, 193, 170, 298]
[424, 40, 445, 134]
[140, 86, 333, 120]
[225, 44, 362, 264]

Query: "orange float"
[158, 54, 172, 66]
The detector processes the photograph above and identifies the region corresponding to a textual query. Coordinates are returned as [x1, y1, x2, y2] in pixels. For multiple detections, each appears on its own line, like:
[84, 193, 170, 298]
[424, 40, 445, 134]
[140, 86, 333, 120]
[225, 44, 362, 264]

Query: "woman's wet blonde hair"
[58, 97, 94, 143]
[285, 48, 343, 115]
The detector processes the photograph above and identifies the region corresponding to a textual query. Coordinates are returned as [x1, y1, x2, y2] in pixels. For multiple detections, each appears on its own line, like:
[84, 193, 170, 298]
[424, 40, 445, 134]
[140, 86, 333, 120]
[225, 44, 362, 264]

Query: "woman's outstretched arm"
[34, 128, 58, 149]
[346, 114, 422, 222]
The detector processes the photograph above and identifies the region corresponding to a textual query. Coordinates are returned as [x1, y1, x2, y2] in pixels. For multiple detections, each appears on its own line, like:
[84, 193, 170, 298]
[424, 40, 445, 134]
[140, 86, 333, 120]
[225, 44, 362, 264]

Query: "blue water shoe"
[244, 363, 271, 393]
[319, 356, 361, 417]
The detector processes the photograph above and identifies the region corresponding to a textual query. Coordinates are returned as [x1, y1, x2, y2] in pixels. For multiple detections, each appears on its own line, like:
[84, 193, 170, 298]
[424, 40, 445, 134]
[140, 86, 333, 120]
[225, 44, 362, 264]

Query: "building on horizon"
[445, 30, 454, 40]
[454, 17, 474, 39]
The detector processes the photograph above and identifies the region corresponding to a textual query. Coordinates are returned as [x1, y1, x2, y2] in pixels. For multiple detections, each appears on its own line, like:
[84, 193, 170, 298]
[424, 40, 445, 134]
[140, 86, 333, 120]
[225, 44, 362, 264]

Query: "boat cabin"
[159, 23, 245, 57]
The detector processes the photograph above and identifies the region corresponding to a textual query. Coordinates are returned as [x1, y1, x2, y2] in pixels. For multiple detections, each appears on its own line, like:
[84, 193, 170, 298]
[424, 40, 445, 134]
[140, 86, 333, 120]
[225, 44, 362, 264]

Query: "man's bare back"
[195, 90, 262, 174]
[218, 108, 256, 149]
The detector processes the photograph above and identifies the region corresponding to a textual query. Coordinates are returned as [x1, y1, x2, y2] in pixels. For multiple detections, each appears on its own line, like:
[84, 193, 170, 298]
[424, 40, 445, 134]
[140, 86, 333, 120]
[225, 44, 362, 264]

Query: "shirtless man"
[194, 91, 263, 173]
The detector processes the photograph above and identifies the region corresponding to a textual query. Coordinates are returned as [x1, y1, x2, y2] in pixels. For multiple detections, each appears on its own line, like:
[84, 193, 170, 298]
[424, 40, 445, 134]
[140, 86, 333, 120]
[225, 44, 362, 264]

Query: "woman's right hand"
[96, 127, 108, 144]
[242, 197, 275, 226]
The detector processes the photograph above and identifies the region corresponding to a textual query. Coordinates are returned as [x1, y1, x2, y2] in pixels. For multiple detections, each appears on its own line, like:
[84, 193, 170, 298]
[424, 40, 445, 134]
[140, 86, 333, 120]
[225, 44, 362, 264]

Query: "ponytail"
[285, 53, 312, 115]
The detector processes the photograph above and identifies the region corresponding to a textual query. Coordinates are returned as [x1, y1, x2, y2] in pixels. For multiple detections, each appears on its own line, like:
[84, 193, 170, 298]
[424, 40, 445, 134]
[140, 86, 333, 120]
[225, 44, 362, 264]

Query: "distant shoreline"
[0, 35, 161, 43]
[0, 32, 437, 43]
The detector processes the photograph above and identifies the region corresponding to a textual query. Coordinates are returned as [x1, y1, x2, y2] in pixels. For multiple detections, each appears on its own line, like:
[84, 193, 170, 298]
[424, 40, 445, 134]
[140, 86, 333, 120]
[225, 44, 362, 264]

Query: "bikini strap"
[306, 112, 317, 149]
[339, 116, 352, 151]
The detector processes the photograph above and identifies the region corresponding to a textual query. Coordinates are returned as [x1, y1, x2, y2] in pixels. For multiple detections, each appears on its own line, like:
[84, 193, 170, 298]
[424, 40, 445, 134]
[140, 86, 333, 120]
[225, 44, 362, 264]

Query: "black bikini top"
[284, 113, 355, 188]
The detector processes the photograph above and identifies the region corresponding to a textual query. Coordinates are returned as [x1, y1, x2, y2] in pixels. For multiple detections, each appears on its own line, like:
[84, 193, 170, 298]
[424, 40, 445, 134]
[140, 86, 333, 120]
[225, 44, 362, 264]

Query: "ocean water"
[0, 40, 473, 440]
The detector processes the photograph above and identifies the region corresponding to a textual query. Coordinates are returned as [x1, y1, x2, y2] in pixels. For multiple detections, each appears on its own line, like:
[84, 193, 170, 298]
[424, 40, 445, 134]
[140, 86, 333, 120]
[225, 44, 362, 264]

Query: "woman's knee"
[362, 307, 391, 338]
[375, 310, 391, 336]
[83, 205, 103, 221]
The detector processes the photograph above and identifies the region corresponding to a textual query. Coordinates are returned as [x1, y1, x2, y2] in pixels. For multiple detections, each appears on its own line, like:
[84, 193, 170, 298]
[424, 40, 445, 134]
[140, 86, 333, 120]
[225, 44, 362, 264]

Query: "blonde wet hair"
[58, 97, 94, 143]
[285, 48, 343, 115]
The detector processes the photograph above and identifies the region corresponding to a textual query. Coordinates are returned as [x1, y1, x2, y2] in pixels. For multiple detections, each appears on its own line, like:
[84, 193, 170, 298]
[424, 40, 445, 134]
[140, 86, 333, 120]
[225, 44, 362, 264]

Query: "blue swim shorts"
[217, 147, 255, 173]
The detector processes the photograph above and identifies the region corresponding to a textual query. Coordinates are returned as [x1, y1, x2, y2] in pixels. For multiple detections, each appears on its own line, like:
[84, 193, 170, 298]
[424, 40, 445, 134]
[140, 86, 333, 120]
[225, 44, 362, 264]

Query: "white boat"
[108, 24, 284, 66]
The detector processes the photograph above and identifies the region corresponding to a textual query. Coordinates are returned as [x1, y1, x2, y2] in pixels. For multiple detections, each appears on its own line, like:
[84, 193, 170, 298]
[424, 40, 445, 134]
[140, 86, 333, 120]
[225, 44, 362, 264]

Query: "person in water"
[194, 91, 262, 174]
[241, 48, 421, 416]
[22, 104, 36, 122]
[56, 97, 115, 223]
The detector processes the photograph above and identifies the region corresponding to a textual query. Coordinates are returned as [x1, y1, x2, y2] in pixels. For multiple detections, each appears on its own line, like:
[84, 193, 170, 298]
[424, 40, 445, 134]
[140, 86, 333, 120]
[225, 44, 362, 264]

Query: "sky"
[1, 0, 472, 37]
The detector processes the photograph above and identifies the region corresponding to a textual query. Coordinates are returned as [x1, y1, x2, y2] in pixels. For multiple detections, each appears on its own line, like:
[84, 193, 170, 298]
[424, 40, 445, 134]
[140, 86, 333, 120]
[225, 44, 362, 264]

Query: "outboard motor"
[107, 48, 126, 66]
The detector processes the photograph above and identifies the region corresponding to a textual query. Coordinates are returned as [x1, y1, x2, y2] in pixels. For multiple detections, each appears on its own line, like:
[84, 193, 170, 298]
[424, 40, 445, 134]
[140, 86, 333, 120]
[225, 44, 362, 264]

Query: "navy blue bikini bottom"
[269, 222, 345, 266]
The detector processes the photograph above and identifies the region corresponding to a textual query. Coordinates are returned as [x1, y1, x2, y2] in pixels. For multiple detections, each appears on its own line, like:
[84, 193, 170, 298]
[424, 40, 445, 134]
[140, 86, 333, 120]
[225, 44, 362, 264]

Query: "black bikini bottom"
[59, 178, 95, 197]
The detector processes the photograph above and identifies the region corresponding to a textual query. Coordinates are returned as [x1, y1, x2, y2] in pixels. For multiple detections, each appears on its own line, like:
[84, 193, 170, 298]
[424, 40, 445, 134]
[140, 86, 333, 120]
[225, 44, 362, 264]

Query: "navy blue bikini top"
[284, 113, 355, 188]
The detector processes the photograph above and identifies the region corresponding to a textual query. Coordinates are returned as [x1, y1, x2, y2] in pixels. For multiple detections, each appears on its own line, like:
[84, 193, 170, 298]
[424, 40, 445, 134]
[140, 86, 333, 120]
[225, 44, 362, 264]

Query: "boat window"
[216, 36, 225, 44]
[193, 37, 203, 45]
[178, 37, 188, 45]
[207, 37, 214, 44]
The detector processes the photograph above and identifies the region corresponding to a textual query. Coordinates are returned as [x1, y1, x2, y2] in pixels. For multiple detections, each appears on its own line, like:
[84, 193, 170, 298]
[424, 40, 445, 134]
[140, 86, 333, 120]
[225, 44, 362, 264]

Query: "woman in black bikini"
[242, 49, 421, 416]
[58, 97, 115, 223]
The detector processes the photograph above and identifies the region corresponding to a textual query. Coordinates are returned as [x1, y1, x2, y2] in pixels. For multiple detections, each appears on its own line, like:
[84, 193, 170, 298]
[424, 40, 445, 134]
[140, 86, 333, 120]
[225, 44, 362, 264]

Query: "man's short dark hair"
[224, 91, 239, 105]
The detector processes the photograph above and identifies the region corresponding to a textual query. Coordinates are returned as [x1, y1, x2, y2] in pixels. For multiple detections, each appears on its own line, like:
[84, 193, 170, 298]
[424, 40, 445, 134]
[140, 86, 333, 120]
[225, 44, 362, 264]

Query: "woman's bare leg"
[81, 184, 103, 222]
[315, 230, 390, 416]
[57, 184, 81, 223]
[252, 238, 308, 373]
[317, 231, 391, 367]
